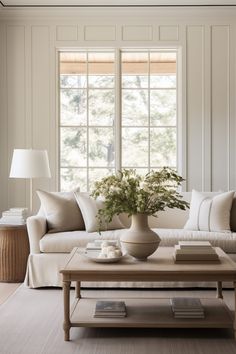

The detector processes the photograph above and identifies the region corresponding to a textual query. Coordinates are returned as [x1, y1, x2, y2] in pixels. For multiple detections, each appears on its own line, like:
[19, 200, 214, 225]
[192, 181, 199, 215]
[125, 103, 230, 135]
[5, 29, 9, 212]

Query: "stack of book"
[86, 240, 118, 251]
[170, 297, 205, 319]
[0, 208, 28, 225]
[94, 300, 126, 318]
[173, 241, 220, 263]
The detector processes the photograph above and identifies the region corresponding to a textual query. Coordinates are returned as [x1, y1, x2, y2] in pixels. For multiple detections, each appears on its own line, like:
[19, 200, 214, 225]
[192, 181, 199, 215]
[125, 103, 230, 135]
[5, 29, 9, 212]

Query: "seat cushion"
[157, 228, 236, 254]
[39, 229, 125, 253]
[39, 228, 236, 254]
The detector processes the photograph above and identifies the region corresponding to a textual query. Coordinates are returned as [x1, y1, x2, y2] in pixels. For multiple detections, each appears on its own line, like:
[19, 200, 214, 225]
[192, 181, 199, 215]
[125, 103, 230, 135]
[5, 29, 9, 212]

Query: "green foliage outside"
[60, 72, 177, 191]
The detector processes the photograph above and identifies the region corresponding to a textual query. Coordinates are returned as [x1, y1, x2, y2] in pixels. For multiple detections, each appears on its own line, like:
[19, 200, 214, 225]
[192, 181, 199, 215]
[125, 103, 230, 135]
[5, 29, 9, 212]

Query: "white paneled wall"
[0, 7, 236, 213]
[186, 25, 204, 191]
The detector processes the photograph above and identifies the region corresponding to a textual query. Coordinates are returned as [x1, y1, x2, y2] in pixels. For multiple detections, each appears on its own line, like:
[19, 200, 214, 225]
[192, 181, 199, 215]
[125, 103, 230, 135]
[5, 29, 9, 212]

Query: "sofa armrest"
[27, 215, 47, 254]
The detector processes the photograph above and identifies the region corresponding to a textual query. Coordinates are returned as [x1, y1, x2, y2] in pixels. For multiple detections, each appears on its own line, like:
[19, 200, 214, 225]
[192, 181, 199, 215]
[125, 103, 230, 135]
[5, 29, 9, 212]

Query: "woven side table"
[0, 224, 30, 282]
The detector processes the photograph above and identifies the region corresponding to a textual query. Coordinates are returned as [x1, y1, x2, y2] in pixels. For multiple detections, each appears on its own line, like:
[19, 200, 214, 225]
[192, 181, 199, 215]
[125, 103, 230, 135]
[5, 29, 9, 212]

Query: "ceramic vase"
[120, 213, 161, 260]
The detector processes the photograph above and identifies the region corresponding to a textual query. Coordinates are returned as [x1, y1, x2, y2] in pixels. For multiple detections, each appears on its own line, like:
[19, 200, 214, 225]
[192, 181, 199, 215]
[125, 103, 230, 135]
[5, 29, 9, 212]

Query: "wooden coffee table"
[60, 247, 236, 341]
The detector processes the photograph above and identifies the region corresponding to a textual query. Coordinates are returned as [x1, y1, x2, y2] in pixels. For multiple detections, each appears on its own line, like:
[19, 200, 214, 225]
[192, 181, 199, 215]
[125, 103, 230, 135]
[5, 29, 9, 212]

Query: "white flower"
[110, 186, 121, 193]
[140, 181, 149, 192]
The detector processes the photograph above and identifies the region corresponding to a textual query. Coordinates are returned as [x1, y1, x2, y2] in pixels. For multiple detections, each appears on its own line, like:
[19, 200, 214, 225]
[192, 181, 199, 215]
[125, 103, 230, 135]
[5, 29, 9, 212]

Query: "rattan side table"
[0, 224, 30, 282]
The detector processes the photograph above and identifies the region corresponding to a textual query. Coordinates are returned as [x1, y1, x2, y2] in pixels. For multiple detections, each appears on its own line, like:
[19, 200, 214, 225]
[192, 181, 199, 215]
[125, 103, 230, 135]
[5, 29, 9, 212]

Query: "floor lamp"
[9, 149, 51, 213]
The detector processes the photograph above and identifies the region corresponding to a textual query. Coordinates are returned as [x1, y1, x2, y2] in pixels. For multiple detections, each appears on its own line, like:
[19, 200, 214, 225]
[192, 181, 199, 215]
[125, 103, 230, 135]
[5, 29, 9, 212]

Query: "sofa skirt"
[24, 252, 236, 289]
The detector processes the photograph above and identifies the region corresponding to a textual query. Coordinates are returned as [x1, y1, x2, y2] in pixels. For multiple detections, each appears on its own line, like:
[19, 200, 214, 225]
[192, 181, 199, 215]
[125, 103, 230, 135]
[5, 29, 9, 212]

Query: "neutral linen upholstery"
[27, 215, 47, 254]
[26, 191, 236, 288]
[25, 251, 236, 289]
[40, 229, 124, 253]
[184, 190, 234, 232]
[37, 189, 85, 233]
[230, 196, 236, 231]
[74, 191, 124, 232]
[39, 228, 236, 254]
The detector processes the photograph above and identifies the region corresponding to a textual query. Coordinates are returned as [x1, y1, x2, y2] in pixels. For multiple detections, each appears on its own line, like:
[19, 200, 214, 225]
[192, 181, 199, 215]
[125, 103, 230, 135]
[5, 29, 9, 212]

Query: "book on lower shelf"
[94, 300, 127, 318]
[170, 297, 205, 319]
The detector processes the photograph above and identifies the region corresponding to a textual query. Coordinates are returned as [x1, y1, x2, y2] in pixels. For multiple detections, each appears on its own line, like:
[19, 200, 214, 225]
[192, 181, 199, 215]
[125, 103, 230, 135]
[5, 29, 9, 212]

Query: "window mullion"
[86, 51, 89, 191]
[148, 51, 151, 173]
[115, 48, 121, 172]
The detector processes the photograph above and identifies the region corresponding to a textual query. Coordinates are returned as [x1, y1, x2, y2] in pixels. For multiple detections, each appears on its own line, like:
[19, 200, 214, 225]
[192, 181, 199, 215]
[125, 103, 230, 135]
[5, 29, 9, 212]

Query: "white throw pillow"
[184, 190, 235, 232]
[74, 191, 124, 233]
[37, 189, 85, 233]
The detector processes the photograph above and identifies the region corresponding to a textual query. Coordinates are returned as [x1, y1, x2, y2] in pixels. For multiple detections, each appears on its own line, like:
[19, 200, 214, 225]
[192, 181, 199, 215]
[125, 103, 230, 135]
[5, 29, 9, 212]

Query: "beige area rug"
[1, 286, 236, 354]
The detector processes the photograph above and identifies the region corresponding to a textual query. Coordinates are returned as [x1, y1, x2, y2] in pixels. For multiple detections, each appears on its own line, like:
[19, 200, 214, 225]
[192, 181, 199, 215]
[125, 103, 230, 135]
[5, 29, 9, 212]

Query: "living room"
[1, 0, 236, 353]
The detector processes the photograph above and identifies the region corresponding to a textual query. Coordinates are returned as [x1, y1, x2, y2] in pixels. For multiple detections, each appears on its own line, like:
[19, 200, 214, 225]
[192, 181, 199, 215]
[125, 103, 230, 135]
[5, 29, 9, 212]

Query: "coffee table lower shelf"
[70, 298, 233, 329]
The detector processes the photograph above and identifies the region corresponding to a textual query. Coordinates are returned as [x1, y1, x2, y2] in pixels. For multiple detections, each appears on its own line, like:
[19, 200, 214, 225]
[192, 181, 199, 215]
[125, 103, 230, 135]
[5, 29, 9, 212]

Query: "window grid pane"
[60, 51, 115, 191]
[121, 50, 177, 172]
[60, 50, 177, 191]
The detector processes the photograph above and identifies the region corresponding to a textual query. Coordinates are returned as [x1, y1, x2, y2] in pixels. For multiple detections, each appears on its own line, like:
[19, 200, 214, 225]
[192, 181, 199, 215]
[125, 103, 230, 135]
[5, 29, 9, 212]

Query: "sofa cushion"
[74, 191, 124, 232]
[39, 227, 236, 254]
[39, 229, 125, 253]
[157, 228, 236, 254]
[230, 196, 236, 232]
[37, 189, 85, 233]
[184, 190, 234, 232]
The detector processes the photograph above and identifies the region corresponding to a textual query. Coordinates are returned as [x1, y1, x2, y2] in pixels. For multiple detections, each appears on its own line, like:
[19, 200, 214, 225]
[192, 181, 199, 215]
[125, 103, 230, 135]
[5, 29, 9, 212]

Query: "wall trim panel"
[211, 25, 230, 191]
[0, 9, 235, 211]
[186, 25, 204, 191]
[31, 25, 51, 211]
[122, 25, 153, 41]
[6, 25, 27, 209]
[84, 25, 116, 41]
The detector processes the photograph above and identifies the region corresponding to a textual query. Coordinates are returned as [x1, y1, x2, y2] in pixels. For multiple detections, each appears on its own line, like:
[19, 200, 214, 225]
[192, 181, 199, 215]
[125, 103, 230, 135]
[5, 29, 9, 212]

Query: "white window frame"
[58, 47, 182, 191]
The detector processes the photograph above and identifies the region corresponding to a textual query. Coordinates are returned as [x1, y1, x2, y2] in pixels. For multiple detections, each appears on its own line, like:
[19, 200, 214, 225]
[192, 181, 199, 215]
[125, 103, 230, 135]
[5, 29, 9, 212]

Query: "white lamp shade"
[9, 149, 51, 179]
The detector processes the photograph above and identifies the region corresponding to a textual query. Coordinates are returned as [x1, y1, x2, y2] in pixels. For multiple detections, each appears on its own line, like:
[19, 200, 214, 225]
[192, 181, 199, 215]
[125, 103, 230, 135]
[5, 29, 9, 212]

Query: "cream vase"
[120, 213, 161, 260]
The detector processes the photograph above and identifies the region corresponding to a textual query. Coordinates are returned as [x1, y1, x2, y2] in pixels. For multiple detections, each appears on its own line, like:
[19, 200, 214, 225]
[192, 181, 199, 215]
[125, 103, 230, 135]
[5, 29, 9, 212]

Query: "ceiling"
[1, 0, 236, 7]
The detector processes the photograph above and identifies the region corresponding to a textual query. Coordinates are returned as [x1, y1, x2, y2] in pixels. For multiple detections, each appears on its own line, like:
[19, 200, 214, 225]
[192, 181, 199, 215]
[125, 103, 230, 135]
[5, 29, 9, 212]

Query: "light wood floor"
[0, 282, 21, 305]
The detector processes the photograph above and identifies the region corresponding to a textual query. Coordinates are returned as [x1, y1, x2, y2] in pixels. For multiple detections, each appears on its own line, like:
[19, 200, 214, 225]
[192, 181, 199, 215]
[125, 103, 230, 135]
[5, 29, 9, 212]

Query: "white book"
[2, 211, 27, 217]
[86, 240, 118, 250]
[0, 217, 26, 224]
[10, 207, 28, 212]
[0, 219, 26, 225]
[1, 215, 26, 220]
[178, 241, 212, 248]
[174, 245, 216, 254]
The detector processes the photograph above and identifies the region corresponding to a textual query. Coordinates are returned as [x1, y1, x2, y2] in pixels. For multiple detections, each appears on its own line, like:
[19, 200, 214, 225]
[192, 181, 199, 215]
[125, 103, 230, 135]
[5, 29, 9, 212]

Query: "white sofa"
[25, 192, 236, 288]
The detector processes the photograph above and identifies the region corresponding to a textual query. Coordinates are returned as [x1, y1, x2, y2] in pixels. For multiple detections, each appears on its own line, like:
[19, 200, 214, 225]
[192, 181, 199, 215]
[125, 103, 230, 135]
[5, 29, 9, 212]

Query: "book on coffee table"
[173, 241, 220, 263]
[94, 300, 127, 318]
[178, 241, 212, 248]
[86, 240, 118, 250]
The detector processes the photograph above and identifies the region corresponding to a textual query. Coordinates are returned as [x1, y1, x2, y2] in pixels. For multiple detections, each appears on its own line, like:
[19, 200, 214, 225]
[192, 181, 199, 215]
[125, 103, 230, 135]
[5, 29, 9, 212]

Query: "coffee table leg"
[216, 281, 223, 299]
[63, 280, 71, 341]
[75, 281, 81, 299]
[234, 281, 236, 340]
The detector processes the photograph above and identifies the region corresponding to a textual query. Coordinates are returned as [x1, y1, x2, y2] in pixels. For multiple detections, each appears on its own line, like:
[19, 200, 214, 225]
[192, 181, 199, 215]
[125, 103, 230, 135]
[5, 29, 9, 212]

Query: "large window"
[59, 50, 177, 191]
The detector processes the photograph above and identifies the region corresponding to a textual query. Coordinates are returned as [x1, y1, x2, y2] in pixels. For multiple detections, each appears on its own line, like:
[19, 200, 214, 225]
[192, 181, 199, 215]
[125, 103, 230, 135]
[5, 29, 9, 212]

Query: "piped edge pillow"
[37, 189, 85, 233]
[184, 189, 235, 232]
[74, 191, 124, 233]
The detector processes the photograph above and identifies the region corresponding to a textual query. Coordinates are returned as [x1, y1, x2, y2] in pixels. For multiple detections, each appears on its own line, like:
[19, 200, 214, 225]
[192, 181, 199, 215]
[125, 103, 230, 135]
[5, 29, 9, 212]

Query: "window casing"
[59, 49, 177, 191]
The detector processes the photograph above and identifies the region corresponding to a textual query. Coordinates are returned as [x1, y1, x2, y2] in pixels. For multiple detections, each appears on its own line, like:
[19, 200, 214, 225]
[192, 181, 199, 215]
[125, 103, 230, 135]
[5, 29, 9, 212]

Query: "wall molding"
[0, 10, 235, 212]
